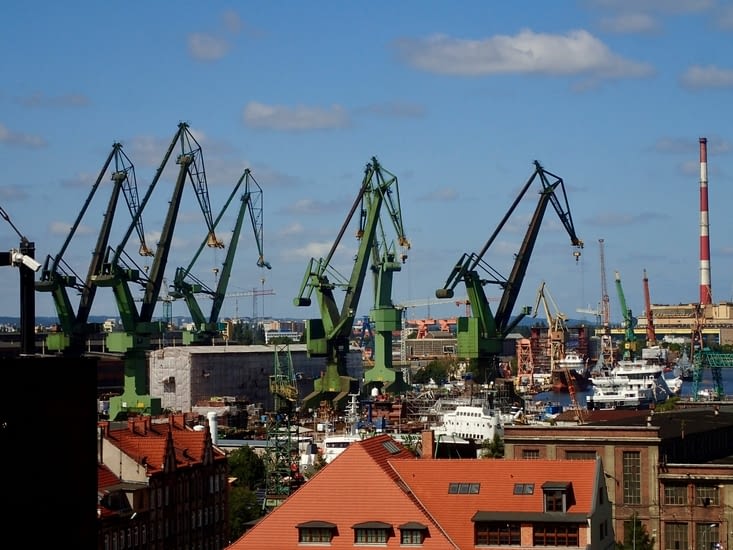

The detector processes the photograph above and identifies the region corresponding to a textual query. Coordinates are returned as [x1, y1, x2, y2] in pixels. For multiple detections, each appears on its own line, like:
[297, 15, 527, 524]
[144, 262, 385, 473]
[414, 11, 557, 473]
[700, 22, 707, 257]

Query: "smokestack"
[699, 137, 712, 305]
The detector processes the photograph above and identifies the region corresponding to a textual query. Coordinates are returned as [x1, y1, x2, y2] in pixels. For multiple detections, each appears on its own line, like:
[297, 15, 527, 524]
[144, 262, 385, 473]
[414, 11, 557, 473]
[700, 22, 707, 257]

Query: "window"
[663, 522, 687, 550]
[297, 521, 335, 543]
[475, 522, 521, 545]
[664, 483, 687, 505]
[565, 450, 596, 460]
[622, 451, 641, 505]
[696, 523, 720, 550]
[542, 482, 571, 512]
[448, 482, 480, 494]
[299, 528, 333, 543]
[513, 483, 535, 495]
[522, 449, 540, 459]
[544, 490, 565, 512]
[399, 525, 426, 545]
[533, 523, 579, 546]
[355, 528, 388, 543]
[695, 485, 720, 507]
[353, 522, 391, 544]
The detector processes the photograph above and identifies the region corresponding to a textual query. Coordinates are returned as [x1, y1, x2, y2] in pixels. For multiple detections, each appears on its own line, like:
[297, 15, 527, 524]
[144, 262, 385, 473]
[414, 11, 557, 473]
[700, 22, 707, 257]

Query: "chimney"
[421, 430, 434, 459]
[699, 137, 712, 305]
[207, 411, 218, 445]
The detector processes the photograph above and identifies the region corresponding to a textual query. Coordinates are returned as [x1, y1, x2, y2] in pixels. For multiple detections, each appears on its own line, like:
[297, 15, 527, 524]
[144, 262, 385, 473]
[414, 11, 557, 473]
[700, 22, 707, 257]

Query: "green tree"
[228, 445, 266, 490]
[412, 359, 452, 385]
[480, 433, 504, 458]
[615, 512, 654, 550]
[229, 485, 260, 541]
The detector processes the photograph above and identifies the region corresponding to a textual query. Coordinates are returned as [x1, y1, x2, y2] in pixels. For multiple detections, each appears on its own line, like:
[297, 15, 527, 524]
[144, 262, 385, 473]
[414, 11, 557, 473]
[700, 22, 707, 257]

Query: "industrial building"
[146, 344, 363, 414]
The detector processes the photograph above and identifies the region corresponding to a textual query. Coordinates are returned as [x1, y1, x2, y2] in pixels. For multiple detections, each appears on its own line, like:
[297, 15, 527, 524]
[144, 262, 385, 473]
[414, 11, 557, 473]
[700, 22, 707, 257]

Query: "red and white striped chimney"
[699, 137, 712, 305]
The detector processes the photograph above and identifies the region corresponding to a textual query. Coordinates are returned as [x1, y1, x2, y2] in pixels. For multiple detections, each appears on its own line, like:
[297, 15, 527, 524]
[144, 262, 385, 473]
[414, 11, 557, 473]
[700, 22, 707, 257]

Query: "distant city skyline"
[2, 2, 732, 326]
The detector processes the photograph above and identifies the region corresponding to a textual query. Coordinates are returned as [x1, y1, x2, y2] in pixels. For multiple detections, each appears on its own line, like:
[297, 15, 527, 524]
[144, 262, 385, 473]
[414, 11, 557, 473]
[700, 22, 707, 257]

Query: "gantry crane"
[35, 143, 152, 356]
[614, 270, 637, 360]
[93, 123, 224, 420]
[171, 168, 270, 344]
[435, 161, 583, 381]
[294, 156, 410, 412]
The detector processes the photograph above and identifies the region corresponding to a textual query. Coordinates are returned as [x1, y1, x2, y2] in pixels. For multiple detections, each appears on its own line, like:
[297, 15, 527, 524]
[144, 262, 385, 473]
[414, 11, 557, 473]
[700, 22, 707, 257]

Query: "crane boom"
[435, 161, 583, 379]
[294, 156, 410, 410]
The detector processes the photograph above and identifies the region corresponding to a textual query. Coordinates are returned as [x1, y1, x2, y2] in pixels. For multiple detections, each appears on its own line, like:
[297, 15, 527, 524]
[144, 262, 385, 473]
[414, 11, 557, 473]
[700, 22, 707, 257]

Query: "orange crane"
[642, 269, 656, 346]
[533, 281, 585, 423]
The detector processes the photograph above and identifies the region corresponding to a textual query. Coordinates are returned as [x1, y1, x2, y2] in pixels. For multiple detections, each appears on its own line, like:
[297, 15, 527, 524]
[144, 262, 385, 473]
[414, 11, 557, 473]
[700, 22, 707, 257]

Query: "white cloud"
[187, 32, 230, 61]
[680, 65, 733, 90]
[243, 101, 350, 131]
[393, 30, 653, 80]
[222, 10, 242, 34]
[0, 123, 47, 148]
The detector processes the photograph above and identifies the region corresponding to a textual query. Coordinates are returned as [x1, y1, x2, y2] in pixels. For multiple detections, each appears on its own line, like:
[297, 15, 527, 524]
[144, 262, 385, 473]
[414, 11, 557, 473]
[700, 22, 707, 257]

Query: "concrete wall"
[149, 344, 364, 412]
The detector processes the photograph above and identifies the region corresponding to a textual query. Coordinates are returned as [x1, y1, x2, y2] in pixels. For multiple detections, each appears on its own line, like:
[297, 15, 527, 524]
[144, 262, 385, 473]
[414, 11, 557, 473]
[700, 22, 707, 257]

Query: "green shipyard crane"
[35, 142, 153, 356]
[614, 270, 637, 360]
[294, 156, 410, 412]
[93, 123, 224, 420]
[435, 161, 583, 381]
[171, 168, 270, 345]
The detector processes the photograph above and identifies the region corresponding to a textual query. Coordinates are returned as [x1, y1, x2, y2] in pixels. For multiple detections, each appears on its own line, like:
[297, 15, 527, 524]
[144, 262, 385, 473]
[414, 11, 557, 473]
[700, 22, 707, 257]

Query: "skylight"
[513, 483, 535, 495]
[382, 440, 401, 454]
[448, 482, 480, 494]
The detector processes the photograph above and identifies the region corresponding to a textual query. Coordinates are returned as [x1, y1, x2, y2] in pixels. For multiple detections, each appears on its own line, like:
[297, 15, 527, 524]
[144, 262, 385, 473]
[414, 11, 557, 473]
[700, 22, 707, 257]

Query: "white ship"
[431, 400, 519, 457]
[587, 359, 679, 410]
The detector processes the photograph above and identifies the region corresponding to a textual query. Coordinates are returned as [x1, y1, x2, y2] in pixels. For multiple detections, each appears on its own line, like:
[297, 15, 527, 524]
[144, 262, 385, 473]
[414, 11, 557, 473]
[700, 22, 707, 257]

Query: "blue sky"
[1, 1, 732, 328]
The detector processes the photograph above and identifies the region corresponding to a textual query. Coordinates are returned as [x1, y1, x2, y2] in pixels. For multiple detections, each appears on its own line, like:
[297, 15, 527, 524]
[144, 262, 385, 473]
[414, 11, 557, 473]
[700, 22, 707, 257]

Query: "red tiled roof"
[229, 434, 453, 549]
[101, 416, 224, 474]
[228, 434, 602, 550]
[98, 463, 120, 489]
[390, 458, 598, 549]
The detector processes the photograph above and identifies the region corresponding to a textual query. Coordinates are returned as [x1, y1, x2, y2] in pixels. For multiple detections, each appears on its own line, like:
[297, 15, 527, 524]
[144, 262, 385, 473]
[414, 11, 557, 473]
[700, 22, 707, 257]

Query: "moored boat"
[587, 358, 676, 410]
[551, 350, 592, 392]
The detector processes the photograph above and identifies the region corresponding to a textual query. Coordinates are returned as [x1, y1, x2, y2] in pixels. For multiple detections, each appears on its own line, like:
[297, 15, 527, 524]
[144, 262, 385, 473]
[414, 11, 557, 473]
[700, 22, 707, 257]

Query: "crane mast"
[598, 239, 610, 327]
[597, 238, 614, 368]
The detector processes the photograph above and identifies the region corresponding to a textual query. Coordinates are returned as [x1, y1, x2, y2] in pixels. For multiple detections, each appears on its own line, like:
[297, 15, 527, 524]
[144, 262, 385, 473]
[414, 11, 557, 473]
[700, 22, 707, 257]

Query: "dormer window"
[353, 521, 392, 544]
[399, 522, 427, 545]
[542, 481, 573, 513]
[297, 520, 336, 543]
